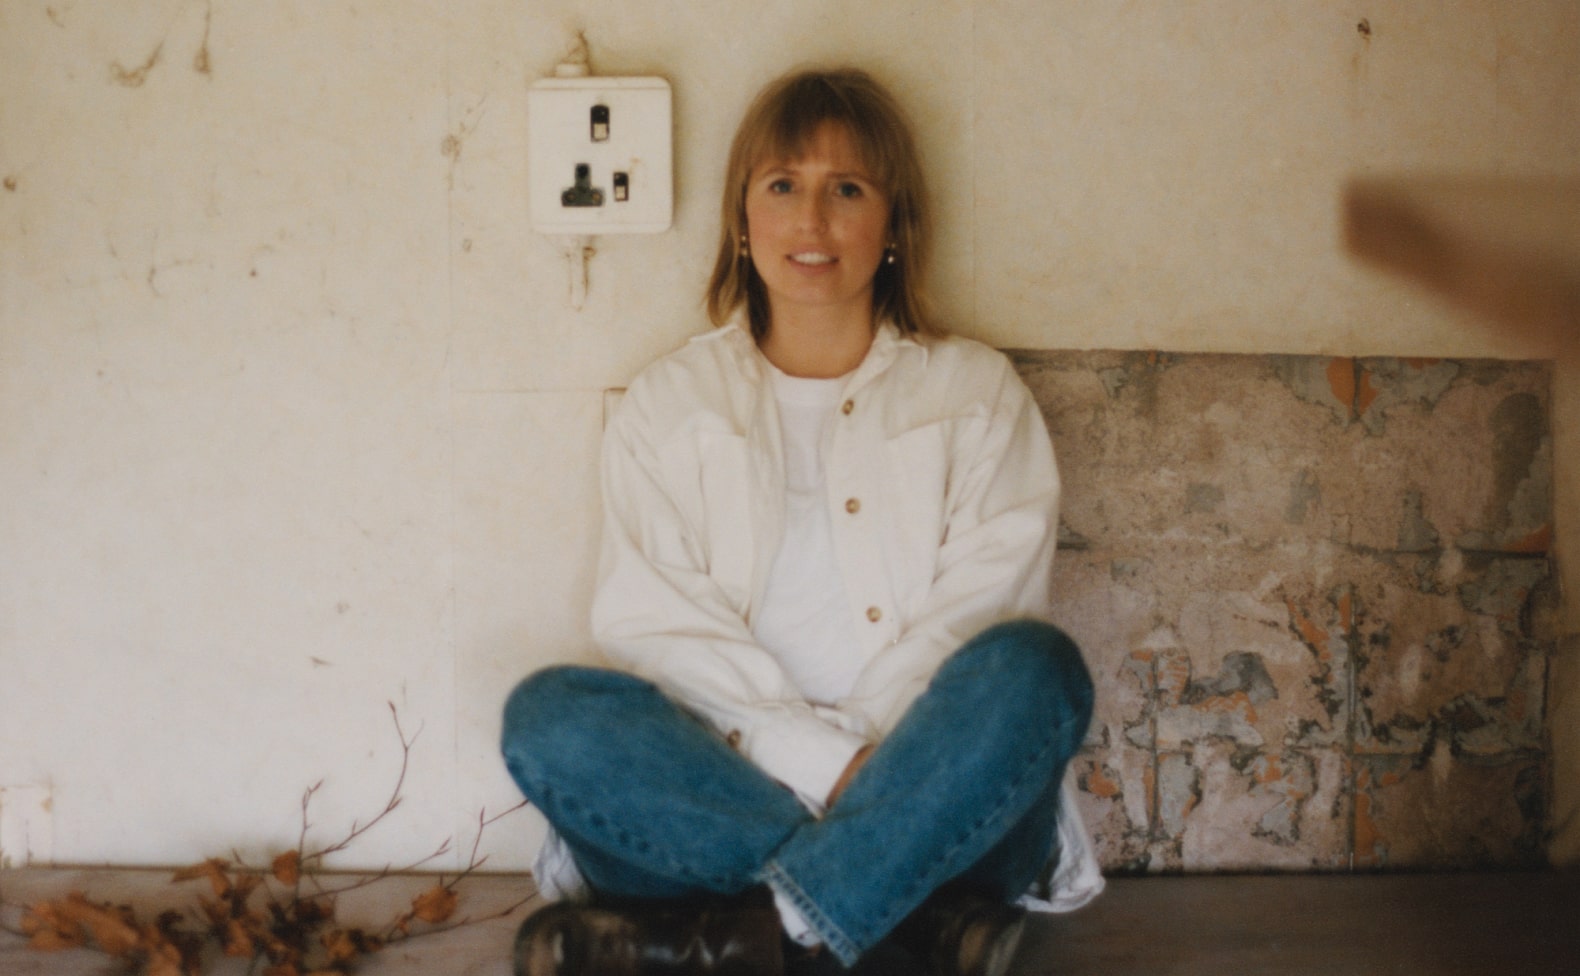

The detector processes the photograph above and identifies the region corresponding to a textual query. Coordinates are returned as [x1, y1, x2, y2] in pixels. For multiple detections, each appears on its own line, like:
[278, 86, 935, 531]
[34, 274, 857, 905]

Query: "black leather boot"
[894, 886, 1027, 976]
[513, 889, 785, 976]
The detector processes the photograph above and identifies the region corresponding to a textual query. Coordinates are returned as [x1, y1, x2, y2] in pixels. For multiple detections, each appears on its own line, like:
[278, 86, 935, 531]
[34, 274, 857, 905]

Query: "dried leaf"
[410, 884, 458, 924]
[56, 893, 140, 955]
[172, 858, 233, 898]
[26, 927, 85, 952]
[21, 902, 79, 940]
[21, 899, 91, 951]
[222, 918, 256, 957]
[141, 936, 191, 976]
[272, 849, 302, 886]
[320, 928, 359, 964]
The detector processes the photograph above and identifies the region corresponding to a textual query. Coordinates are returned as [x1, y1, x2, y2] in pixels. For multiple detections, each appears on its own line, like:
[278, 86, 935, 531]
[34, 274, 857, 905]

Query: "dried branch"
[305, 838, 453, 901]
[462, 800, 531, 880]
[303, 703, 419, 866]
[382, 888, 539, 947]
[14, 702, 535, 975]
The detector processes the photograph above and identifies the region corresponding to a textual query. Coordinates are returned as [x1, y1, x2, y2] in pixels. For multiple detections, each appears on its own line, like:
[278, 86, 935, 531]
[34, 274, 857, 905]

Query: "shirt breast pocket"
[882, 421, 952, 591]
[694, 430, 755, 610]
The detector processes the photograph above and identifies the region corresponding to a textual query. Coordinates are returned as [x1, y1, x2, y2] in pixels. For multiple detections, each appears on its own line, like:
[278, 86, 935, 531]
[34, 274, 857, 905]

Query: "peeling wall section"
[1018, 352, 1555, 872]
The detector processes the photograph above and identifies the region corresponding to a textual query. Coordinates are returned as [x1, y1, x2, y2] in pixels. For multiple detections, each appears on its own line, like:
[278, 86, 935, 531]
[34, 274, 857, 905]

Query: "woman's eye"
[768, 179, 793, 194]
[835, 182, 863, 198]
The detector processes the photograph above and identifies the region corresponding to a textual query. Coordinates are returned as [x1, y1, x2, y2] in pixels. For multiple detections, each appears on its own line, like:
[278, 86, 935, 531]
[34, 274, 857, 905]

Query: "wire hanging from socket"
[563, 235, 595, 310]
[555, 33, 595, 309]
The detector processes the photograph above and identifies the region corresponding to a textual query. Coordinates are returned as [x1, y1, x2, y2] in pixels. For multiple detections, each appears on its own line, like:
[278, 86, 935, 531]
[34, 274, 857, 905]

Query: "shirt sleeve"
[591, 391, 868, 805]
[840, 355, 1061, 736]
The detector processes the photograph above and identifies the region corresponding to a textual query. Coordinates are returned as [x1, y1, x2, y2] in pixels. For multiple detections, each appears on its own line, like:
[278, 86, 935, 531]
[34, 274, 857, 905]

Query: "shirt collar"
[697, 313, 928, 371]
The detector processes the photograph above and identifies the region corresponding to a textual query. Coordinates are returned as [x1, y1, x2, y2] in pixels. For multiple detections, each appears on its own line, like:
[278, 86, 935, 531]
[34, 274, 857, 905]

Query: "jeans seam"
[761, 861, 861, 965]
[510, 765, 737, 890]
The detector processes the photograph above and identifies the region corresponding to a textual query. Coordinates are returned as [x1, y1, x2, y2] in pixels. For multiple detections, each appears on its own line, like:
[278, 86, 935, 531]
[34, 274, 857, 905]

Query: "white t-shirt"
[751, 364, 864, 706]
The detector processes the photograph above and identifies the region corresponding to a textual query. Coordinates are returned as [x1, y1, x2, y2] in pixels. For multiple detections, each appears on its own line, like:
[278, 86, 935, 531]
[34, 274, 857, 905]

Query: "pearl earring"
[739, 234, 750, 258]
[884, 245, 897, 265]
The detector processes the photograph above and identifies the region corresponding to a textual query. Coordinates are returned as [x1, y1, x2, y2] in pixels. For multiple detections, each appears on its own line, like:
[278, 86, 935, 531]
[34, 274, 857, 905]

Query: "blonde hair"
[704, 68, 939, 340]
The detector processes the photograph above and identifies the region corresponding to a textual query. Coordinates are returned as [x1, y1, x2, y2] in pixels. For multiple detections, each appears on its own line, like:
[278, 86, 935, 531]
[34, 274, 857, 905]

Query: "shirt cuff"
[744, 712, 870, 810]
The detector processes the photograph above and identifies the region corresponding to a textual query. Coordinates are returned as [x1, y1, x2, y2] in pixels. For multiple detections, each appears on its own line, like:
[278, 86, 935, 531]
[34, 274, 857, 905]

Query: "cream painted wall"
[1, 1, 1575, 871]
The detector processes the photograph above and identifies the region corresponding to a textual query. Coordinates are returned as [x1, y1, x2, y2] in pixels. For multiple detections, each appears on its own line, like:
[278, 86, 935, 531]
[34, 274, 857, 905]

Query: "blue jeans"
[500, 620, 1092, 965]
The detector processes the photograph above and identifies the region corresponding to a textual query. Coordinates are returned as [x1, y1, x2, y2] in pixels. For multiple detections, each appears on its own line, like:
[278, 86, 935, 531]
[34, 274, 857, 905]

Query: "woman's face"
[743, 122, 891, 330]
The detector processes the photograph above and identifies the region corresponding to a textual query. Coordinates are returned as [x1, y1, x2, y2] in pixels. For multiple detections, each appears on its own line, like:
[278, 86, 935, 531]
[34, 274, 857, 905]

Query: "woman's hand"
[826, 744, 875, 807]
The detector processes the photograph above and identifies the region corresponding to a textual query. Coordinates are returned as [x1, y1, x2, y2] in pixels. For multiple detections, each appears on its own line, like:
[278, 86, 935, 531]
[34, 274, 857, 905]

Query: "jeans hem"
[760, 861, 861, 966]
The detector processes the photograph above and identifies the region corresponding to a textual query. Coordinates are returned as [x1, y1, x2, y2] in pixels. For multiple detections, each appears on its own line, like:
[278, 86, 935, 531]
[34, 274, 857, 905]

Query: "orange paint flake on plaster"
[1202, 690, 1258, 724]
[1354, 790, 1384, 865]
[1157, 653, 1191, 701]
[1287, 599, 1332, 661]
[1083, 763, 1123, 799]
[1505, 523, 1552, 554]
[1353, 764, 1407, 867]
[1255, 755, 1284, 785]
[1355, 368, 1382, 416]
[1326, 358, 1356, 415]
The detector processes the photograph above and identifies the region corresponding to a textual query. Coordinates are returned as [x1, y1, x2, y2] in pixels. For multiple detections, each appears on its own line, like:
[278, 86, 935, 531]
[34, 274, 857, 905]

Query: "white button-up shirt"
[537, 318, 1103, 913]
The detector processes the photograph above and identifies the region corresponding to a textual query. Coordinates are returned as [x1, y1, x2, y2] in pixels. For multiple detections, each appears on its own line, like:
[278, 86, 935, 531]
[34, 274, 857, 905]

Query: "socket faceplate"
[527, 76, 673, 234]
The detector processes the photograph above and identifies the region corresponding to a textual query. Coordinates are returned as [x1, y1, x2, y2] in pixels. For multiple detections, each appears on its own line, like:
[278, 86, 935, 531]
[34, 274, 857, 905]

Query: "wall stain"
[111, 42, 163, 87]
[1357, 18, 1372, 39]
[442, 98, 487, 190]
[108, 0, 215, 85]
[193, 0, 214, 76]
[3, 177, 16, 192]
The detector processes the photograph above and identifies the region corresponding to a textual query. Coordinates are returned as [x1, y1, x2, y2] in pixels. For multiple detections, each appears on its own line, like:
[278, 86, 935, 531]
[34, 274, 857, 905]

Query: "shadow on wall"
[1013, 350, 1554, 874]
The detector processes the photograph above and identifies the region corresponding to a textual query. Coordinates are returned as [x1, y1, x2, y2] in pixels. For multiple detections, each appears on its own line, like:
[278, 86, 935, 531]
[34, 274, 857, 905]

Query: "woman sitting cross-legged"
[501, 66, 1102, 976]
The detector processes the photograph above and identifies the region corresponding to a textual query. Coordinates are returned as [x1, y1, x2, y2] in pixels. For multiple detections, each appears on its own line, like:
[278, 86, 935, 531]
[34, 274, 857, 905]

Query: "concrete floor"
[2, 868, 1576, 975]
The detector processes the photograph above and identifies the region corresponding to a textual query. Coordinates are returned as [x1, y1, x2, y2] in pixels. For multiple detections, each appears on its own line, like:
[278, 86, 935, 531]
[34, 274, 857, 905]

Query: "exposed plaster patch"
[1271, 356, 1352, 425]
[1183, 651, 1278, 707]
[1185, 483, 1224, 514]
[1357, 358, 1461, 435]
[1397, 491, 1440, 552]
[1285, 468, 1321, 524]
[1157, 752, 1202, 837]
[1458, 557, 1549, 627]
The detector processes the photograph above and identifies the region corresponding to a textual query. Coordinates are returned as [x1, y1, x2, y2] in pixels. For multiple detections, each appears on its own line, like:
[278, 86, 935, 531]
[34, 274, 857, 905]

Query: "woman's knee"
[948, 620, 1094, 728]
[501, 665, 646, 758]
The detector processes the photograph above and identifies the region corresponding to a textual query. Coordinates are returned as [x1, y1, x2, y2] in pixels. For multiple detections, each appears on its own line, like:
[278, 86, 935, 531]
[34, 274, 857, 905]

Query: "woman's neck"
[758, 307, 876, 379]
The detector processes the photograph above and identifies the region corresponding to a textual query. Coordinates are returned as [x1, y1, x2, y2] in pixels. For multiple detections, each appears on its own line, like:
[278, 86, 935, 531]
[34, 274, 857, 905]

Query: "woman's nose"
[796, 192, 828, 230]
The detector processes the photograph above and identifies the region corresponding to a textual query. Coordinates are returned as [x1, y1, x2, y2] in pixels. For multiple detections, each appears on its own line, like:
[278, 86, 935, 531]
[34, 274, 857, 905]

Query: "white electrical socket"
[527, 76, 673, 235]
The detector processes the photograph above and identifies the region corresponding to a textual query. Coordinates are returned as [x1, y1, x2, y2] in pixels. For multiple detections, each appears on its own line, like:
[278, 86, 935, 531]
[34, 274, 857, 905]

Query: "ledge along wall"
[1015, 351, 1555, 872]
